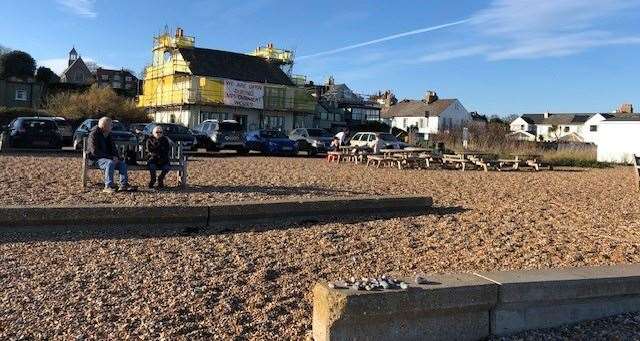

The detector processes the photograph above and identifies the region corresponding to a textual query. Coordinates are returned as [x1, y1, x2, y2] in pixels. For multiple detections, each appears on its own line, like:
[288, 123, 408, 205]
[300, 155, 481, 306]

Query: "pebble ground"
[1, 153, 639, 339]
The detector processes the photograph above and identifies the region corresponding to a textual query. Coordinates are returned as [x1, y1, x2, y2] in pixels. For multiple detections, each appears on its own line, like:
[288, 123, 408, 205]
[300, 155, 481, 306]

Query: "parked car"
[73, 119, 138, 150]
[52, 117, 74, 146]
[289, 128, 334, 155]
[193, 119, 247, 153]
[128, 123, 149, 135]
[2, 117, 62, 149]
[348, 132, 407, 150]
[245, 130, 298, 156]
[190, 128, 211, 150]
[142, 123, 197, 151]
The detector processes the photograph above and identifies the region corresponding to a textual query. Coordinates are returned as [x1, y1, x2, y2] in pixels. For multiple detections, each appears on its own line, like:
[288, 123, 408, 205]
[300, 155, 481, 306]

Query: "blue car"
[245, 130, 298, 155]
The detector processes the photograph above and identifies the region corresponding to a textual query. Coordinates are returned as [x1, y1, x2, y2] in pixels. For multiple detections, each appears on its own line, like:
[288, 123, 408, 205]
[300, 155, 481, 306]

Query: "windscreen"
[22, 120, 57, 131]
[378, 133, 399, 142]
[219, 122, 244, 132]
[306, 129, 332, 137]
[160, 124, 190, 134]
[261, 130, 288, 139]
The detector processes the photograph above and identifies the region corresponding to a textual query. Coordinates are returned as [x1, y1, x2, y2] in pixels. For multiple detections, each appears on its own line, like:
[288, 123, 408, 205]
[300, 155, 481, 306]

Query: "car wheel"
[309, 147, 318, 156]
[237, 148, 249, 156]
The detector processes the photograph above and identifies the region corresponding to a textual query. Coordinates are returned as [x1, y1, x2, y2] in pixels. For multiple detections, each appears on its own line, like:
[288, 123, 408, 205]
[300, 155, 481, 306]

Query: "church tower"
[68, 47, 78, 66]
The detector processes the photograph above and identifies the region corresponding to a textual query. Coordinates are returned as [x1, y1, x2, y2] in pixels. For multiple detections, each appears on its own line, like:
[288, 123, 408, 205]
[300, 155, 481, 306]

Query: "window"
[590, 125, 597, 132]
[402, 118, 408, 128]
[563, 126, 570, 132]
[112, 81, 122, 88]
[101, 75, 109, 80]
[520, 125, 525, 130]
[262, 115, 285, 130]
[351, 134, 361, 141]
[15, 89, 27, 101]
[367, 134, 376, 142]
[201, 112, 228, 122]
[125, 76, 132, 82]
[113, 75, 121, 81]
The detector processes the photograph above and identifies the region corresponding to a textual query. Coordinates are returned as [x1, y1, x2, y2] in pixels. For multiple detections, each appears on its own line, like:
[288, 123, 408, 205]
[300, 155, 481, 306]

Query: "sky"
[1, 0, 639, 116]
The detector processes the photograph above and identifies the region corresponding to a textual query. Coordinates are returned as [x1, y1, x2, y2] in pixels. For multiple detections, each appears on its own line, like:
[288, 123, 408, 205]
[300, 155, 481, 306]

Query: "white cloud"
[56, 0, 97, 18]
[298, 19, 471, 60]
[471, 0, 640, 60]
[418, 45, 490, 63]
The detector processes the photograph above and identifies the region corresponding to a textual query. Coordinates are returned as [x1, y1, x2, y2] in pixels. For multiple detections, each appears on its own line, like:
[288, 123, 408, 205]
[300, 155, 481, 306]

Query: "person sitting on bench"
[87, 116, 136, 193]
[146, 125, 171, 189]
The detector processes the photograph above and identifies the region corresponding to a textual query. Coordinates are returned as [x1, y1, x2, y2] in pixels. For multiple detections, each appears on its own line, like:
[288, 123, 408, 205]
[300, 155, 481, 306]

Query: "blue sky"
[1, 0, 639, 115]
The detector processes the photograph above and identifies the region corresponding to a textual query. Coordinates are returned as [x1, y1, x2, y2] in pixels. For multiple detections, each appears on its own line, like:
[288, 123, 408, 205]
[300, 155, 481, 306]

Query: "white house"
[509, 112, 612, 143]
[596, 116, 640, 163]
[381, 91, 470, 139]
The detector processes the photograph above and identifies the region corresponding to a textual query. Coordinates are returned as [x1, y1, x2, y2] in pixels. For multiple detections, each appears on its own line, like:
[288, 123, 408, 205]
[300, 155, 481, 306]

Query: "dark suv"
[73, 119, 138, 150]
[194, 119, 247, 153]
[2, 117, 62, 149]
[289, 128, 334, 155]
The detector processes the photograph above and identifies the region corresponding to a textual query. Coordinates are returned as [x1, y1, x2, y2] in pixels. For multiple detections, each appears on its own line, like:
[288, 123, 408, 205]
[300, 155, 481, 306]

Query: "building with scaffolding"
[138, 28, 316, 131]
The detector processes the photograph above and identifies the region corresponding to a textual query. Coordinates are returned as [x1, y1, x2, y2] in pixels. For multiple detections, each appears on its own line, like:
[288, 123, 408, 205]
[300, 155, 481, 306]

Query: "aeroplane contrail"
[297, 18, 471, 60]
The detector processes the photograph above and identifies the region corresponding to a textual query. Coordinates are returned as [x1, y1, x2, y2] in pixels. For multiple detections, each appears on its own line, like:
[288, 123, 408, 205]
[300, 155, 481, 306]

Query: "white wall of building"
[597, 121, 640, 163]
[535, 123, 583, 141]
[509, 117, 534, 133]
[582, 114, 607, 144]
[388, 99, 470, 138]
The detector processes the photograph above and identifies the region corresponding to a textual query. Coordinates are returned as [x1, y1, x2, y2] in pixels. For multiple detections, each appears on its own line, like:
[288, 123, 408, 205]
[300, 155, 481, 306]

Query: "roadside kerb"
[313, 264, 640, 341]
[0, 195, 433, 232]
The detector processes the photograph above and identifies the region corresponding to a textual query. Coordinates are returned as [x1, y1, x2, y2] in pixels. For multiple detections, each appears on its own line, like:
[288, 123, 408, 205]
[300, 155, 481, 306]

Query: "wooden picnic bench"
[81, 138, 188, 189]
[442, 154, 473, 171]
[366, 155, 401, 169]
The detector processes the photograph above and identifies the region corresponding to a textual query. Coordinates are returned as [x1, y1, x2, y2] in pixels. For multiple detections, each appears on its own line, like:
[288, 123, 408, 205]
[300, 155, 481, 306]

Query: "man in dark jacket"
[145, 125, 171, 189]
[87, 117, 135, 193]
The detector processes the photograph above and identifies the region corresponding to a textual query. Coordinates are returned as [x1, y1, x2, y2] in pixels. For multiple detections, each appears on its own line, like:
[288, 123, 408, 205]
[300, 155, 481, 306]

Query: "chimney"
[617, 103, 634, 114]
[176, 27, 184, 38]
[424, 91, 438, 104]
[544, 112, 550, 119]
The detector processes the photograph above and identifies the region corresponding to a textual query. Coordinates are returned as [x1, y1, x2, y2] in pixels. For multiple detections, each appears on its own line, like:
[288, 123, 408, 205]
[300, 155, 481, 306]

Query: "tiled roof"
[381, 99, 455, 118]
[178, 47, 293, 86]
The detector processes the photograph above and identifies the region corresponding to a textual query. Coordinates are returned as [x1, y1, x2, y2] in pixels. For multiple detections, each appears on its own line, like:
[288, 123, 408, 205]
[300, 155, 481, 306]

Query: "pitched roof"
[60, 56, 91, 77]
[519, 114, 545, 124]
[603, 115, 640, 122]
[178, 47, 293, 86]
[381, 99, 455, 118]
[519, 113, 599, 125]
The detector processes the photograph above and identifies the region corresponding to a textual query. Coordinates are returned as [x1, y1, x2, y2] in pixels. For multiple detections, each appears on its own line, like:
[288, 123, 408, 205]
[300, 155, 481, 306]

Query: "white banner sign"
[223, 79, 264, 109]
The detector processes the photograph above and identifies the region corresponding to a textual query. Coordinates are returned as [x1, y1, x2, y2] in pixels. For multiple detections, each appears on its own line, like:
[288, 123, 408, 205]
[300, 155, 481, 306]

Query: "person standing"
[334, 128, 348, 146]
[146, 125, 171, 189]
[87, 116, 135, 193]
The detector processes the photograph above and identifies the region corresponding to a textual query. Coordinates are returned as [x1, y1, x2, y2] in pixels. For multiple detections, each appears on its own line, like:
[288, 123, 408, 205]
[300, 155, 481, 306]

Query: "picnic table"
[380, 148, 432, 169]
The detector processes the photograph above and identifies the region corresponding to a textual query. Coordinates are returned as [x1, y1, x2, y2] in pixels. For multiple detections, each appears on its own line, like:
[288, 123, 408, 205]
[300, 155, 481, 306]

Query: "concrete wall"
[313, 264, 640, 340]
[597, 121, 640, 163]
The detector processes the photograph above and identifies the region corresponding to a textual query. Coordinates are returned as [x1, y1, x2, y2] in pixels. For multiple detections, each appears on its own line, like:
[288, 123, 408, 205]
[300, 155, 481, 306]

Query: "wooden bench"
[634, 154, 640, 190]
[466, 155, 490, 172]
[442, 154, 472, 171]
[366, 155, 400, 169]
[81, 138, 188, 189]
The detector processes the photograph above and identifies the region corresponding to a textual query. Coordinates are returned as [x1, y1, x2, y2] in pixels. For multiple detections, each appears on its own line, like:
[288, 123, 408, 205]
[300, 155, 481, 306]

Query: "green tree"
[36, 66, 60, 84]
[0, 50, 36, 79]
